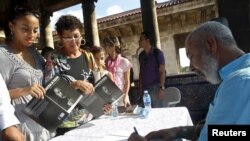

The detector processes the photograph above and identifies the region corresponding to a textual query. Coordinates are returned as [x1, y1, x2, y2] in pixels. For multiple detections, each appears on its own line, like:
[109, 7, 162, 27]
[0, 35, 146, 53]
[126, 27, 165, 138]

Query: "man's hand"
[2, 126, 25, 141]
[128, 132, 147, 141]
[156, 89, 165, 100]
[146, 127, 180, 141]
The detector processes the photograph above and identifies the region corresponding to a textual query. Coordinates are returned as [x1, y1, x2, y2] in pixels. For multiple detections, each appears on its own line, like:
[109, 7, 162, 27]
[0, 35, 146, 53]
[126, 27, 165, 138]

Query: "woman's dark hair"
[55, 15, 83, 35]
[41, 46, 55, 58]
[4, 4, 40, 42]
[102, 35, 122, 54]
[91, 46, 105, 56]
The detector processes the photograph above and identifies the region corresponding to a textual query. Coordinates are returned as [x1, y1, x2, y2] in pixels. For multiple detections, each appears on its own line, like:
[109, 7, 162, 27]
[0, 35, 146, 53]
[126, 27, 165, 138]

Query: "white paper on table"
[100, 130, 169, 141]
[100, 135, 127, 141]
[100, 130, 130, 141]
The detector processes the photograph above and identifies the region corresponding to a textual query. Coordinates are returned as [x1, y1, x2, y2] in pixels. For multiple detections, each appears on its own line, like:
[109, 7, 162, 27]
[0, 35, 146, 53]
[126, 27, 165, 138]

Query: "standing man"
[138, 31, 166, 108]
[0, 74, 25, 141]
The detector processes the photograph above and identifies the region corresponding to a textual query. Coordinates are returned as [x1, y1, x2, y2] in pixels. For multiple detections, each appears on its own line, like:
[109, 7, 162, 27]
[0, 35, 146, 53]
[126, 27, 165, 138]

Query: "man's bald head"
[185, 21, 236, 50]
[184, 21, 245, 84]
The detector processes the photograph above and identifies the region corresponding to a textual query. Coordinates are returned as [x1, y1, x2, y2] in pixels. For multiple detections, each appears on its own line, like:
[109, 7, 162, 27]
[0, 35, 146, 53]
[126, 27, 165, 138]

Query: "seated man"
[0, 74, 25, 141]
[128, 21, 250, 141]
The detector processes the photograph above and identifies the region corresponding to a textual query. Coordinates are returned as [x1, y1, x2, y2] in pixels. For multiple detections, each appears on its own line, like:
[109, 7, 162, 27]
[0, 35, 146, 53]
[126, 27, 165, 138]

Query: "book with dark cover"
[23, 75, 123, 131]
[78, 75, 123, 118]
[23, 75, 83, 132]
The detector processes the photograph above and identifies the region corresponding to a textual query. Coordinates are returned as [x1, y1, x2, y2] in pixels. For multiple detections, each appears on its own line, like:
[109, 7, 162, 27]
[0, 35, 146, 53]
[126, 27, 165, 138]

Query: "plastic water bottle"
[111, 102, 119, 118]
[141, 90, 152, 118]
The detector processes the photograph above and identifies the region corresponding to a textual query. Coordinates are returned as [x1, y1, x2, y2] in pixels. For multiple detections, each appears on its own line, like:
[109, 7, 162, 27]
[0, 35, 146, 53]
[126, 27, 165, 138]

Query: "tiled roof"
[52, 0, 191, 35]
[97, 0, 191, 23]
[157, 0, 191, 8]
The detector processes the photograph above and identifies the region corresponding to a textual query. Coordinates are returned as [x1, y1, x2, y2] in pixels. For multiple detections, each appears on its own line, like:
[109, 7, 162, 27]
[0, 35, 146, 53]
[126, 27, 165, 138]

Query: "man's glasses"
[14, 5, 40, 19]
[62, 35, 82, 42]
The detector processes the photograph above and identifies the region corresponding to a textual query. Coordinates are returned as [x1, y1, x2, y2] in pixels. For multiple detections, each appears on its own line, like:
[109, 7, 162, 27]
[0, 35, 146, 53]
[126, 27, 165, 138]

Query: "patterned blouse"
[44, 49, 95, 128]
[0, 44, 54, 141]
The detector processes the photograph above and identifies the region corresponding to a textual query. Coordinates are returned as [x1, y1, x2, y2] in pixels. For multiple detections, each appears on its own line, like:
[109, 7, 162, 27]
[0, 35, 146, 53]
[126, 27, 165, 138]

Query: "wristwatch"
[159, 85, 165, 90]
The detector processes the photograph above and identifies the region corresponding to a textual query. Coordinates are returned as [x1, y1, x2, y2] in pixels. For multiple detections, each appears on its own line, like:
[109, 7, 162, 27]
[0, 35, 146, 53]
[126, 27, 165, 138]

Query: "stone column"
[140, 0, 161, 48]
[82, 0, 100, 46]
[40, 11, 54, 49]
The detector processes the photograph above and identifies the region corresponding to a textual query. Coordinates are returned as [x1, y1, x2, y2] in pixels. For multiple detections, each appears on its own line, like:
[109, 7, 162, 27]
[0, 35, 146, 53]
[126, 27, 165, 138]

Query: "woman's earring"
[10, 30, 14, 40]
[57, 42, 63, 49]
[81, 39, 86, 46]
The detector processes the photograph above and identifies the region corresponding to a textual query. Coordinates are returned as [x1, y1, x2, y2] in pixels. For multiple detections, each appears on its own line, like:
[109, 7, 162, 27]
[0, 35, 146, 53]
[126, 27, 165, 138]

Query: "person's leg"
[148, 85, 163, 108]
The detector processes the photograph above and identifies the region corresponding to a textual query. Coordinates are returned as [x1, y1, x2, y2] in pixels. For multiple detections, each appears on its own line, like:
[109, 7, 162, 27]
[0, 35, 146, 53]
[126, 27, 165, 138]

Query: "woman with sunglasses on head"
[102, 35, 132, 108]
[44, 15, 112, 133]
[0, 5, 54, 141]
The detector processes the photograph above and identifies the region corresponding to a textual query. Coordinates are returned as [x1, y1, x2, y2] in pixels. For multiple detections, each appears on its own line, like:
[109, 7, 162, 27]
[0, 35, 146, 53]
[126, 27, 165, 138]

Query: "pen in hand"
[133, 126, 139, 135]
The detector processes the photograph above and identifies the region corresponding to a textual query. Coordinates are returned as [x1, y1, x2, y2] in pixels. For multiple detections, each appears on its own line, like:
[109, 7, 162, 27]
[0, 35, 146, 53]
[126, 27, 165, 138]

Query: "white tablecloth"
[50, 107, 193, 141]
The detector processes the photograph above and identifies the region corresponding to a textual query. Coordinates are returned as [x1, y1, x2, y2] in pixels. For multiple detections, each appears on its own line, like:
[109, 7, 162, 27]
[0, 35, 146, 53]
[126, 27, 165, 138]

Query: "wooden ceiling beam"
[41, 0, 81, 12]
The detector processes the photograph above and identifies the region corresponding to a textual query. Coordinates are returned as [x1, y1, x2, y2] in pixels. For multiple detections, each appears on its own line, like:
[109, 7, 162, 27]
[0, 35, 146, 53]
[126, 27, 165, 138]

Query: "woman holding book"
[102, 35, 132, 107]
[44, 15, 112, 132]
[0, 5, 54, 140]
[46, 15, 95, 94]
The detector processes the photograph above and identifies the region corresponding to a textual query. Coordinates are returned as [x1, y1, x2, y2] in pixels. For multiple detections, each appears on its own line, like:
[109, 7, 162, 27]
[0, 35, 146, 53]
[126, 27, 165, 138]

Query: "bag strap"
[81, 50, 95, 71]
[153, 48, 160, 68]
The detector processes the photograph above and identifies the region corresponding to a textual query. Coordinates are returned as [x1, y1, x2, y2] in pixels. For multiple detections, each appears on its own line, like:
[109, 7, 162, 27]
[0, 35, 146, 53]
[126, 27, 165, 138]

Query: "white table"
[50, 107, 193, 141]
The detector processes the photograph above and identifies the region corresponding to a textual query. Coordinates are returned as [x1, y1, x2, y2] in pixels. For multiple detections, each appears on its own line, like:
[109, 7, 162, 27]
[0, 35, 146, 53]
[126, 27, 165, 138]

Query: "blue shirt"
[198, 53, 250, 141]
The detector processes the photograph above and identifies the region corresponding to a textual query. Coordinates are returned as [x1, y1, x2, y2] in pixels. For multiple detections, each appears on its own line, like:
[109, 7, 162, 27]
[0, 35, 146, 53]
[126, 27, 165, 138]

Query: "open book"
[23, 75, 123, 132]
[79, 75, 123, 118]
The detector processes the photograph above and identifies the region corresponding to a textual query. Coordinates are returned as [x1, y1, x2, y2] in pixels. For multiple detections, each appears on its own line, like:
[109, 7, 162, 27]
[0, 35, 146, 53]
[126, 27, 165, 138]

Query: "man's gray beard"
[203, 54, 221, 84]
